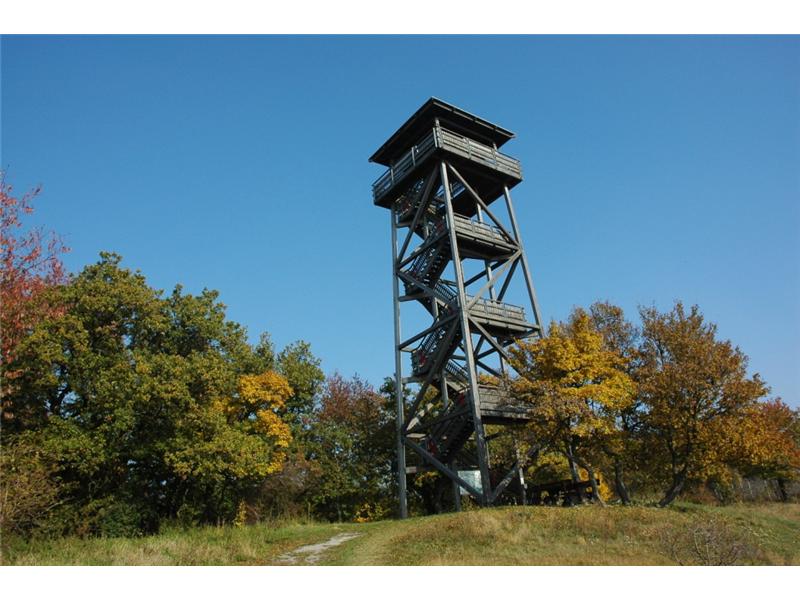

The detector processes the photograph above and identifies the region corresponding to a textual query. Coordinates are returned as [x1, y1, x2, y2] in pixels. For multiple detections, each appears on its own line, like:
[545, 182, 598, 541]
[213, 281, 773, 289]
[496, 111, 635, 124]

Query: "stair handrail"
[444, 360, 469, 385]
[433, 280, 458, 306]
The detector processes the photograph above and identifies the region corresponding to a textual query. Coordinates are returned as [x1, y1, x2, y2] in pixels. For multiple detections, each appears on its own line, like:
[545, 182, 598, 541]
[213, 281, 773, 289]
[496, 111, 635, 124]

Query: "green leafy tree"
[277, 340, 325, 423]
[4, 253, 293, 535]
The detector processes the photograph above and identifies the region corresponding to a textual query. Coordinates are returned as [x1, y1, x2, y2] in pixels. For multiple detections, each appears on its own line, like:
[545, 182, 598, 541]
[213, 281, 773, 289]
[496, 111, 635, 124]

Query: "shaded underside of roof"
[369, 97, 515, 166]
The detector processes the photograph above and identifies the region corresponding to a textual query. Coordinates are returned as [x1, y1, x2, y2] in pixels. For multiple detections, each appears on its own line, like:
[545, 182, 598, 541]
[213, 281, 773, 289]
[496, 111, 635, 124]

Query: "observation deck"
[370, 98, 523, 215]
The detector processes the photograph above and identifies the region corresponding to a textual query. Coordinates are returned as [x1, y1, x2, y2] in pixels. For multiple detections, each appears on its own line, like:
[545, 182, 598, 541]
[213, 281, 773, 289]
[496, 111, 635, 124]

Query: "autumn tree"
[509, 309, 636, 504]
[4, 253, 295, 534]
[306, 373, 394, 521]
[243, 339, 326, 519]
[727, 399, 800, 501]
[0, 174, 68, 427]
[587, 301, 644, 504]
[638, 302, 769, 507]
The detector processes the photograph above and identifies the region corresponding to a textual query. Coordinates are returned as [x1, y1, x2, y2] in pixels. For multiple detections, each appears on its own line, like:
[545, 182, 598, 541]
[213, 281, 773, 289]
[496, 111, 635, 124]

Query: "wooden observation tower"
[370, 98, 543, 517]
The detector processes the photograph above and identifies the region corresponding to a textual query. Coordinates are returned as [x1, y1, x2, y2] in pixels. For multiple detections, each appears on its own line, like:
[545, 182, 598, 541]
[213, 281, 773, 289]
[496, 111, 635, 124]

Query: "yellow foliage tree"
[183, 371, 294, 482]
[238, 371, 293, 412]
[509, 309, 635, 504]
[725, 399, 800, 500]
[638, 303, 769, 506]
[236, 371, 293, 473]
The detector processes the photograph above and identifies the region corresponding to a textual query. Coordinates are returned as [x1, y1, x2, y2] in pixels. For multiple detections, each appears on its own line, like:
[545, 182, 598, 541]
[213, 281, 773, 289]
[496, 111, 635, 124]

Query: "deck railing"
[432, 279, 527, 324]
[436, 128, 521, 179]
[452, 214, 511, 246]
[373, 125, 521, 202]
[469, 296, 526, 323]
[373, 129, 437, 201]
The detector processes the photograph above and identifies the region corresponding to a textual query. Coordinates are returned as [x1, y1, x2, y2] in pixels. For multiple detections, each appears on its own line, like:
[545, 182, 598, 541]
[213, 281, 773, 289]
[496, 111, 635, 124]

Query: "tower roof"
[369, 98, 515, 167]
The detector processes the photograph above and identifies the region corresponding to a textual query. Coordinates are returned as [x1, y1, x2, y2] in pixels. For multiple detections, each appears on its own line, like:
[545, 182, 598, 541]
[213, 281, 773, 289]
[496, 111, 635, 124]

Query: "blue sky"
[2, 35, 798, 405]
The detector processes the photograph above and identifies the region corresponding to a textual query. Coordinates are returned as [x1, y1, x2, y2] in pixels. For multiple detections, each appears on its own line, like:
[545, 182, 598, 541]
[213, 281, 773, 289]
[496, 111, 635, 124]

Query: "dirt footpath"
[276, 533, 361, 565]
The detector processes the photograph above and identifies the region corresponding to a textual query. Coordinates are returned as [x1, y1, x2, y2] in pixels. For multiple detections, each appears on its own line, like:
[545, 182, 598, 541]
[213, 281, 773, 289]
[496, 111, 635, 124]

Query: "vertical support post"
[453, 479, 462, 511]
[441, 379, 461, 512]
[475, 206, 497, 301]
[476, 205, 505, 376]
[502, 186, 543, 333]
[441, 161, 492, 506]
[391, 207, 408, 519]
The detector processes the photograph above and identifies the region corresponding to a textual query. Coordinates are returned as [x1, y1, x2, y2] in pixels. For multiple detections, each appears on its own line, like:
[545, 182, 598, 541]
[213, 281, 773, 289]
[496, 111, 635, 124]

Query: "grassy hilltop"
[5, 503, 799, 566]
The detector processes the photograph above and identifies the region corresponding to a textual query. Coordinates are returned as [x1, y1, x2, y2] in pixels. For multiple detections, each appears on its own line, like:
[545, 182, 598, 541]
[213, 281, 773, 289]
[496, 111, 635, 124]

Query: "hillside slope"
[5, 503, 799, 566]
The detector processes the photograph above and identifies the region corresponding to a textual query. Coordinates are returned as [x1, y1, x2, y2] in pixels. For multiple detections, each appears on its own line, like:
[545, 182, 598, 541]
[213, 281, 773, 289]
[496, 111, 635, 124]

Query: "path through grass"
[5, 503, 799, 566]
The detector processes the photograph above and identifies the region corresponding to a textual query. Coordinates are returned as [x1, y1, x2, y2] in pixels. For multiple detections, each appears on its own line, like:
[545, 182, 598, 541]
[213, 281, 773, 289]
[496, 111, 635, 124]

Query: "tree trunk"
[567, 455, 580, 484]
[777, 478, 789, 503]
[707, 480, 725, 504]
[564, 451, 606, 507]
[613, 460, 632, 505]
[658, 470, 688, 507]
[584, 465, 605, 506]
[434, 478, 445, 514]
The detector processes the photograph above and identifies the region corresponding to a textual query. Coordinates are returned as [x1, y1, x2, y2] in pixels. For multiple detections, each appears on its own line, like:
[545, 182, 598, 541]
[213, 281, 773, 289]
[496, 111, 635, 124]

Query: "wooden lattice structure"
[370, 98, 544, 516]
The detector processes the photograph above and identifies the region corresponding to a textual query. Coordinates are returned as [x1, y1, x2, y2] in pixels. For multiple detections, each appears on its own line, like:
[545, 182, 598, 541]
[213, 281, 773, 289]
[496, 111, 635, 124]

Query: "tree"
[638, 302, 769, 507]
[306, 373, 394, 521]
[728, 399, 800, 501]
[0, 174, 68, 427]
[509, 309, 636, 504]
[165, 370, 294, 523]
[5, 253, 294, 534]
[588, 301, 643, 504]
[277, 340, 325, 424]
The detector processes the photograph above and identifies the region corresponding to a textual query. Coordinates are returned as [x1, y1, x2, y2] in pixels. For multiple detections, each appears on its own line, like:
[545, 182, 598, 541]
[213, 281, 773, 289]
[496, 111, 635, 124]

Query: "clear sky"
[2, 35, 798, 406]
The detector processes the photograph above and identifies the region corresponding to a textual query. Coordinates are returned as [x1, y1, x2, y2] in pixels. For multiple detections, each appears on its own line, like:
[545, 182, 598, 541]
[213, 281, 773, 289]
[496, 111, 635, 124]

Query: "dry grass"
[4, 503, 799, 566]
[324, 503, 800, 566]
[327, 505, 677, 565]
[2, 520, 362, 566]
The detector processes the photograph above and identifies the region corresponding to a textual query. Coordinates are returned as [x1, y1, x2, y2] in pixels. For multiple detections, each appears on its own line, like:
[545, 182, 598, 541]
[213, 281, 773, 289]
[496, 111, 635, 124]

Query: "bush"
[71, 497, 145, 538]
[658, 516, 762, 565]
[0, 437, 63, 537]
[175, 503, 203, 529]
[97, 500, 145, 538]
